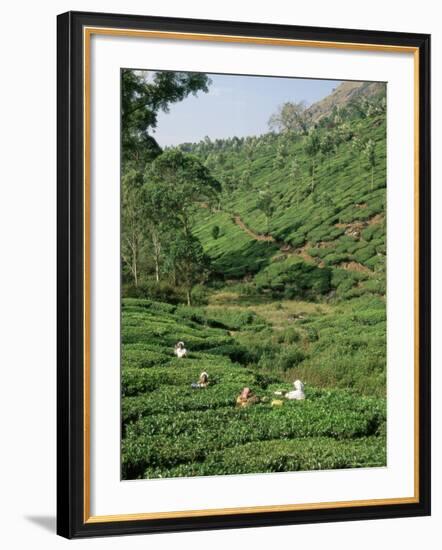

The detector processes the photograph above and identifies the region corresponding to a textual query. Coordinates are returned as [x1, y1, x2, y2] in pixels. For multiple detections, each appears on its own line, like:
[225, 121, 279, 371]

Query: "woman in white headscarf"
[285, 380, 305, 400]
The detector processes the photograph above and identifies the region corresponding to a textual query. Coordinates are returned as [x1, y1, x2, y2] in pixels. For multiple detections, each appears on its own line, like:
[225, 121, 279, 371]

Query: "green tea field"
[121, 297, 386, 479]
[121, 73, 388, 480]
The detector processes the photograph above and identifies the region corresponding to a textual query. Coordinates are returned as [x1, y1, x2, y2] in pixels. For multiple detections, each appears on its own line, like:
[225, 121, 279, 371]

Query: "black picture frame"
[57, 10, 431, 539]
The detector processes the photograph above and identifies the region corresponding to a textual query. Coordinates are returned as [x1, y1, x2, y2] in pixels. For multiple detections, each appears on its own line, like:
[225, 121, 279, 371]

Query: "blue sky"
[151, 72, 341, 147]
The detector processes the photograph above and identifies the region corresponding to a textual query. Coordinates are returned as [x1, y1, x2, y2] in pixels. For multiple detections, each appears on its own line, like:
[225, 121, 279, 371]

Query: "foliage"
[165, 233, 211, 305]
[256, 183, 275, 234]
[254, 257, 331, 299]
[268, 101, 310, 135]
[122, 69, 210, 168]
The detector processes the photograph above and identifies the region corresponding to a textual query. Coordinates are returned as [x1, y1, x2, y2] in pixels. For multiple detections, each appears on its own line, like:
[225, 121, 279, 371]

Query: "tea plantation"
[121, 80, 388, 479]
[121, 298, 386, 479]
[191, 110, 386, 298]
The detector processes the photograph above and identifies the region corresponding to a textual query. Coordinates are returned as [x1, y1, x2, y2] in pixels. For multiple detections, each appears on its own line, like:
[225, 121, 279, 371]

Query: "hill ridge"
[306, 81, 385, 123]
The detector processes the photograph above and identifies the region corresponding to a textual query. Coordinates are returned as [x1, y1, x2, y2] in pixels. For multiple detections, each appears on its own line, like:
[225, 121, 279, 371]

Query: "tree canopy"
[144, 149, 220, 232]
[268, 101, 311, 135]
[122, 70, 211, 167]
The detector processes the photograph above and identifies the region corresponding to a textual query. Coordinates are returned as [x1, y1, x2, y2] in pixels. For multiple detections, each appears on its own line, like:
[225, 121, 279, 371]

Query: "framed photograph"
[57, 11, 431, 538]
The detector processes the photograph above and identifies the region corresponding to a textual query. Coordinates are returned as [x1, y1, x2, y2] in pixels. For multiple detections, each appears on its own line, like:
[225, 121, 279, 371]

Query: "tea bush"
[254, 257, 331, 299]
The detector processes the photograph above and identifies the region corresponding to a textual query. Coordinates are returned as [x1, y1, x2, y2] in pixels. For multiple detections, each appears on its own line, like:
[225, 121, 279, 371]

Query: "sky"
[150, 72, 342, 147]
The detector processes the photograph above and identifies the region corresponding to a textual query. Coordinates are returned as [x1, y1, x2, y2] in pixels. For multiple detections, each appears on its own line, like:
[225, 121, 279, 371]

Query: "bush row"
[122, 396, 386, 477]
[122, 363, 254, 396]
[142, 436, 386, 478]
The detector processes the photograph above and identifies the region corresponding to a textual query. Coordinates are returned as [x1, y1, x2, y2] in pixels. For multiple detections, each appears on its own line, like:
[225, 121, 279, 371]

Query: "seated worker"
[191, 371, 209, 389]
[236, 387, 260, 407]
[285, 380, 306, 400]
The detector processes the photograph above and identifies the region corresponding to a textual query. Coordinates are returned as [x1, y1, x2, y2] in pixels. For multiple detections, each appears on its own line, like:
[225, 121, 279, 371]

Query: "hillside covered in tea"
[121, 72, 387, 479]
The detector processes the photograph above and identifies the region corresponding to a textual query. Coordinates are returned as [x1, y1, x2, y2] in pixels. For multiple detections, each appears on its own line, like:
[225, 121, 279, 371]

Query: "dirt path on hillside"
[232, 215, 275, 242]
[231, 214, 373, 274]
[202, 207, 376, 274]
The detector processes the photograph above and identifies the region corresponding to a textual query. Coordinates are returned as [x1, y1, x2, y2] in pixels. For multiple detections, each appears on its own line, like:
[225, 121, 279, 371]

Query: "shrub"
[205, 308, 265, 331]
[255, 257, 331, 300]
[123, 281, 184, 304]
[274, 327, 301, 345]
[122, 297, 167, 311]
[276, 346, 306, 371]
[174, 305, 206, 325]
[207, 343, 255, 365]
[122, 348, 170, 369]
[362, 278, 386, 295]
[361, 224, 383, 242]
[305, 327, 319, 342]
[191, 284, 209, 306]
[354, 244, 376, 265]
[322, 252, 351, 266]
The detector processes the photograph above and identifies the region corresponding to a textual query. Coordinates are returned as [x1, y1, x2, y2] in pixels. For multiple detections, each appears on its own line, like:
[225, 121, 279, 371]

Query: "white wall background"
[0, 0, 439, 548]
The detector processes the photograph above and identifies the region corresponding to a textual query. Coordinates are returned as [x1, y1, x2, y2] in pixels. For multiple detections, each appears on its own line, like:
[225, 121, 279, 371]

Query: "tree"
[257, 183, 275, 236]
[320, 190, 334, 209]
[211, 225, 220, 240]
[145, 149, 221, 236]
[268, 101, 310, 135]
[351, 128, 366, 175]
[240, 168, 251, 189]
[348, 94, 386, 120]
[332, 105, 343, 126]
[348, 96, 371, 119]
[290, 158, 303, 205]
[273, 141, 287, 170]
[220, 174, 236, 195]
[122, 70, 211, 168]
[335, 121, 353, 143]
[320, 133, 336, 173]
[142, 186, 169, 283]
[244, 137, 257, 164]
[121, 168, 145, 287]
[167, 234, 211, 305]
[364, 139, 376, 190]
[143, 150, 219, 292]
[304, 129, 321, 191]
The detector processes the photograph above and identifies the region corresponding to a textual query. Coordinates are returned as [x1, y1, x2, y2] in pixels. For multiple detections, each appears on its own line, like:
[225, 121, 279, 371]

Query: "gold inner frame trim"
[83, 26, 421, 524]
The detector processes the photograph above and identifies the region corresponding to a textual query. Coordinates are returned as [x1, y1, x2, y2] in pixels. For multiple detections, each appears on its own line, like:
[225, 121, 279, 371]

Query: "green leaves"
[256, 183, 275, 235]
[122, 70, 210, 168]
[145, 149, 220, 228]
[304, 128, 321, 158]
[254, 257, 331, 299]
[268, 101, 311, 135]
